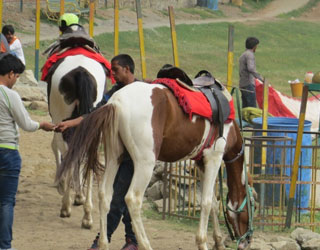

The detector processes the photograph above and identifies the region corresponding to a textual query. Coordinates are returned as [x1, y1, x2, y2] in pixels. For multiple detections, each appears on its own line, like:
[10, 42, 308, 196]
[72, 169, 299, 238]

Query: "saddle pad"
[41, 47, 115, 83]
[152, 78, 235, 122]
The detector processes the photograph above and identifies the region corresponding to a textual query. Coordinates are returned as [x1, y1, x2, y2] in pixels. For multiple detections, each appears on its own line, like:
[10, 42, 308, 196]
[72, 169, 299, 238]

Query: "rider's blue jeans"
[107, 150, 137, 244]
[0, 148, 21, 249]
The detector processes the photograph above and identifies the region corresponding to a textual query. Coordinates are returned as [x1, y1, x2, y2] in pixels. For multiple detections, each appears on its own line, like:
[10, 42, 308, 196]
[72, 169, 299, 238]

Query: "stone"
[17, 69, 38, 86]
[28, 101, 49, 112]
[13, 85, 47, 102]
[301, 238, 320, 250]
[270, 240, 300, 250]
[146, 181, 163, 201]
[291, 228, 320, 245]
[250, 238, 273, 250]
[153, 198, 175, 213]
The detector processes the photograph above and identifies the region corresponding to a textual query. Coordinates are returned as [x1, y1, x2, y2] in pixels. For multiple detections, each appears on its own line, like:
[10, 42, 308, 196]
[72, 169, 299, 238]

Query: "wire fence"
[162, 129, 320, 232]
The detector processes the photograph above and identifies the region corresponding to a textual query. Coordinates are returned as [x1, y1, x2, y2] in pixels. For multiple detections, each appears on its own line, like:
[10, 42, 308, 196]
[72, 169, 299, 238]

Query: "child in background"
[2, 25, 25, 65]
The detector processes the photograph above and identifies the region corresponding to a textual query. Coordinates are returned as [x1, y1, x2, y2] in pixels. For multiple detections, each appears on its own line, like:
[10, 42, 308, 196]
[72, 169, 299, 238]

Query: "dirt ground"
[6, 1, 320, 249]
[15, 113, 215, 250]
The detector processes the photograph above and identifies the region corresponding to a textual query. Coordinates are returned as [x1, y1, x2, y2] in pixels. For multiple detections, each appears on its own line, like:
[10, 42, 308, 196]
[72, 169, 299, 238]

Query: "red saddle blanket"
[152, 78, 235, 122]
[41, 47, 115, 83]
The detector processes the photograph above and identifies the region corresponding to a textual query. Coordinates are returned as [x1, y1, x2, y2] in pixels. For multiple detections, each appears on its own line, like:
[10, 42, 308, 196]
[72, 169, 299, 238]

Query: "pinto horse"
[57, 81, 252, 249]
[43, 48, 110, 229]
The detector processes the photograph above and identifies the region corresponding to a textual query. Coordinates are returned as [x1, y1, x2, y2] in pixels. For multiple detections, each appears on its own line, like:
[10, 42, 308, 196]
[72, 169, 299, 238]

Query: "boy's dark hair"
[111, 54, 135, 74]
[245, 37, 259, 49]
[0, 53, 25, 75]
[2, 25, 15, 35]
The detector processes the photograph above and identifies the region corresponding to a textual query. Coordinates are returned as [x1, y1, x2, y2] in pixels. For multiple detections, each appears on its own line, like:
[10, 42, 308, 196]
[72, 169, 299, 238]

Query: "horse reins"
[219, 140, 255, 248]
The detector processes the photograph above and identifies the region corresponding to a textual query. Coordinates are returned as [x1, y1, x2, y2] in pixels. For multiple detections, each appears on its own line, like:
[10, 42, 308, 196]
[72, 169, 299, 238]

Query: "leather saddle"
[43, 24, 100, 57]
[156, 66, 231, 135]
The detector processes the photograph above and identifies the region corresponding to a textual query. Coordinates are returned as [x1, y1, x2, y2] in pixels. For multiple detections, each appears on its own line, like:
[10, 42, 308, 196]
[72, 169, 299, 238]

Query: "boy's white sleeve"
[10, 90, 40, 131]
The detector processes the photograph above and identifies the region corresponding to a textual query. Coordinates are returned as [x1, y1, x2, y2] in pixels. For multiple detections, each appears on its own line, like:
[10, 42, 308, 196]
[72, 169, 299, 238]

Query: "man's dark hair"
[0, 53, 25, 75]
[111, 54, 135, 74]
[245, 37, 259, 49]
[2, 25, 15, 35]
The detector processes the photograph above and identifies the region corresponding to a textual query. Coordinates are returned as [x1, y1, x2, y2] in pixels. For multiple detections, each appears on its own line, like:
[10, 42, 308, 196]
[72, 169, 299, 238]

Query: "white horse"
[57, 81, 253, 250]
[43, 52, 109, 229]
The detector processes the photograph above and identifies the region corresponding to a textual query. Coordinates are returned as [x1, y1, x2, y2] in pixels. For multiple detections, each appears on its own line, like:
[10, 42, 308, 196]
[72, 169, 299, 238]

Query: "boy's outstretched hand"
[39, 122, 55, 131]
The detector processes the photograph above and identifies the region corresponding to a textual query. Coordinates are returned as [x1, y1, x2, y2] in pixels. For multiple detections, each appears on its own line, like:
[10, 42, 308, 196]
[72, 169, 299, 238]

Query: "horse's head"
[224, 121, 256, 250]
[225, 172, 257, 249]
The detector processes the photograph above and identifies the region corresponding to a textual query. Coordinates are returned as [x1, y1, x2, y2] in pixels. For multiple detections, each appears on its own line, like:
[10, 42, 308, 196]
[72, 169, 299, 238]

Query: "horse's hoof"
[74, 195, 85, 206]
[81, 219, 93, 229]
[215, 245, 225, 250]
[60, 209, 71, 218]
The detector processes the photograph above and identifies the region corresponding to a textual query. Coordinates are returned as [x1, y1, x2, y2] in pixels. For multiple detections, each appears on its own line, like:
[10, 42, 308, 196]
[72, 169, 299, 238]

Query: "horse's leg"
[99, 157, 119, 250]
[196, 138, 226, 250]
[52, 133, 73, 217]
[74, 166, 85, 206]
[60, 176, 72, 217]
[210, 188, 225, 250]
[81, 169, 93, 229]
[125, 158, 155, 250]
[52, 133, 63, 193]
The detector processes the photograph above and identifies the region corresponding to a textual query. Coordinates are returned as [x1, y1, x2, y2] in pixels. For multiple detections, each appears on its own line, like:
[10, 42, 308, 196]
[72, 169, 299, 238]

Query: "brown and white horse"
[57, 81, 253, 250]
[44, 54, 107, 229]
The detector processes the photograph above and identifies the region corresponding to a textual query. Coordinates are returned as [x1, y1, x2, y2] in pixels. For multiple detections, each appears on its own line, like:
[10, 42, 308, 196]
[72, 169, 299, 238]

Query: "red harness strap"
[192, 124, 218, 161]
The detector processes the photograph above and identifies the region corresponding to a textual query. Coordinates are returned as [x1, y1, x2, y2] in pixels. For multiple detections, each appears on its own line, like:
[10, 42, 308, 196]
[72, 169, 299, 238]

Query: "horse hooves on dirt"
[73, 195, 85, 206]
[81, 221, 92, 230]
[60, 210, 71, 218]
[73, 200, 84, 206]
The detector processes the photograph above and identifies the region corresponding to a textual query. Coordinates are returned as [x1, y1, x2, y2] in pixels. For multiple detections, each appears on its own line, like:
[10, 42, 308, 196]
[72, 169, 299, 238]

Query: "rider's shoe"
[121, 238, 138, 250]
[87, 233, 99, 250]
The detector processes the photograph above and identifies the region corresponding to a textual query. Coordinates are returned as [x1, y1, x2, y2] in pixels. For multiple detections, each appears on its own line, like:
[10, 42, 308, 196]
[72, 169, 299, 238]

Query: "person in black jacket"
[55, 54, 138, 250]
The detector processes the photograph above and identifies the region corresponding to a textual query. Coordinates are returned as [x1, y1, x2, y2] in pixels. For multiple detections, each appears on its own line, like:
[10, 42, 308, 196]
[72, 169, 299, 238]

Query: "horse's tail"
[76, 68, 97, 115]
[60, 67, 97, 116]
[56, 104, 120, 186]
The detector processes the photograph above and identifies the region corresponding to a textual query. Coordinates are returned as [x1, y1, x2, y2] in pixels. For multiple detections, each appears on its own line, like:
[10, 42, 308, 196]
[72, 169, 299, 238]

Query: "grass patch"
[39, 9, 58, 26]
[159, 10, 169, 16]
[26, 107, 48, 116]
[278, 0, 320, 18]
[25, 19, 320, 96]
[237, 0, 273, 13]
[243, 0, 274, 9]
[179, 7, 225, 19]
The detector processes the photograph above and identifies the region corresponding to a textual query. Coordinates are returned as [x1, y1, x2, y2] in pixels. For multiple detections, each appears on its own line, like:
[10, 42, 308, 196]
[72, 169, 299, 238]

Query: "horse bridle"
[219, 141, 255, 247]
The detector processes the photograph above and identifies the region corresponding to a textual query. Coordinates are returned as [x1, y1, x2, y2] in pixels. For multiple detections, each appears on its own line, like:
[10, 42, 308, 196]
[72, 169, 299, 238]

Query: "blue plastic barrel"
[207, 0, 218, 10]
[252, 117, 312, 210]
